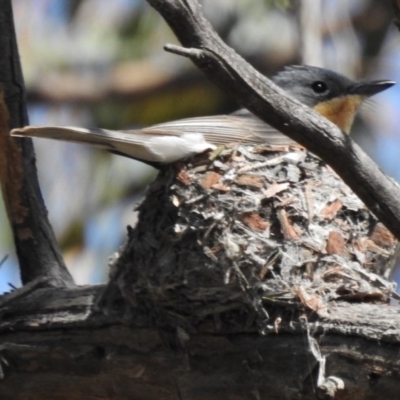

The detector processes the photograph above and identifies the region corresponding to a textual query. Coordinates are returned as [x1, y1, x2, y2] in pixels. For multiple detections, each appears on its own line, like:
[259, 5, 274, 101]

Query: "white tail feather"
[10, 126, 216, 163]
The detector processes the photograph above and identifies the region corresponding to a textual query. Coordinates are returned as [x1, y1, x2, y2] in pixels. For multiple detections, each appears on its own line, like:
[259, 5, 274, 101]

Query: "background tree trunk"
[0, 0, 74, 287]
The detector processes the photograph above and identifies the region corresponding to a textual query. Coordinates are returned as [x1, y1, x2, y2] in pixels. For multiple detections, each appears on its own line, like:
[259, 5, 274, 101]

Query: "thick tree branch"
[146, 0, 400, 240]
[0, 0, 74, 287]
[0, 286, 400, 399]
[5, 287, 400, 344]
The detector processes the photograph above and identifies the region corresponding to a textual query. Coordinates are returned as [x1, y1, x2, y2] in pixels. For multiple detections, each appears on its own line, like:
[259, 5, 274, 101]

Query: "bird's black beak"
[348, 80, 396, 97]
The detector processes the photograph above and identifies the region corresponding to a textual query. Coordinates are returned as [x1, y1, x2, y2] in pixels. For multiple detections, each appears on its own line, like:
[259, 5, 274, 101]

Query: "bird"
[11, 65, 395, 165]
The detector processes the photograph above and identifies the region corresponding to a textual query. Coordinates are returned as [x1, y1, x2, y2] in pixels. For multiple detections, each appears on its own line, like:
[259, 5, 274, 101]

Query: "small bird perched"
[11, 65, 395, 165]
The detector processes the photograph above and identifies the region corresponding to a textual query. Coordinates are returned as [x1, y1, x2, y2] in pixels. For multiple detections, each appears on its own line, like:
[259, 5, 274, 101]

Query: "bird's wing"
[11, 113, 293, 164]
[143, 113, 293, 146]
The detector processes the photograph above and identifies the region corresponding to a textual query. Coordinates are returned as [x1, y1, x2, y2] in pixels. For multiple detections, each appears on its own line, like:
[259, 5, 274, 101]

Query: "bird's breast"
[313, 95, 364, 134]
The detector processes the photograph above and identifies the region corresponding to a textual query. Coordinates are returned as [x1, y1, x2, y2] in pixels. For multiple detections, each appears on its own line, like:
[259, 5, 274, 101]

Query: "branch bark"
[145, 0, 400, 240]
[0, 0, 74, 287]
[0, 286, 400, 399]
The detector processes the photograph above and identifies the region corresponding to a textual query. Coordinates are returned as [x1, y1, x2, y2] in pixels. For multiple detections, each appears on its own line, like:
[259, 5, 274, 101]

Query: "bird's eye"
[312, 81, 328, 93]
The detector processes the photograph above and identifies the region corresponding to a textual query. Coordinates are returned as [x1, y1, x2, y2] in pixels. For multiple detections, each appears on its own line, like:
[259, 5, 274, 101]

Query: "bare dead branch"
[0, 0, 74, 287]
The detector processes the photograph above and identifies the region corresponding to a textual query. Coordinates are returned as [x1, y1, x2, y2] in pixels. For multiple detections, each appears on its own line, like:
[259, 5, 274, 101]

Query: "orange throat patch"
[313, 95, 364, 134]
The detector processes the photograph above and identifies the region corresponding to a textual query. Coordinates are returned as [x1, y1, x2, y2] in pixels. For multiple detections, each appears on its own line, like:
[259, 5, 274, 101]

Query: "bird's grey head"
[272, 65, 394, 107]
[272, 65, 356, 107]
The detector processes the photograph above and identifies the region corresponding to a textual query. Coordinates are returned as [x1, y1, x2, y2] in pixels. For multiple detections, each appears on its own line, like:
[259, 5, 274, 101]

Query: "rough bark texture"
[1, 284, 400, 399]
[0, 0, 73, 286]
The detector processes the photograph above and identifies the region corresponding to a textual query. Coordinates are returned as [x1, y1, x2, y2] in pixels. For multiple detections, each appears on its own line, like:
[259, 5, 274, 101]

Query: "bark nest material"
[106, 143, 398, 332]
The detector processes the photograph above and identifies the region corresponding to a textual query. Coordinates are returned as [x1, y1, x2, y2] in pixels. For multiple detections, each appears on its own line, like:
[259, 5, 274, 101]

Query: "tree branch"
[0, 0, 74, 287]
[1, 285, 400, 399]
[146, 0, 400, 240]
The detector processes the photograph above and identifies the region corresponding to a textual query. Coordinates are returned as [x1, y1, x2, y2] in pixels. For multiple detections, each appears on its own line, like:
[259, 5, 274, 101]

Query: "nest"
[107, 143, 398, 332]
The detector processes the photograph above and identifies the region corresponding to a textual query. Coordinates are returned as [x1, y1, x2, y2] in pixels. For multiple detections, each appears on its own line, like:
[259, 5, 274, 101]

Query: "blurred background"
[1, 0, 400, 292]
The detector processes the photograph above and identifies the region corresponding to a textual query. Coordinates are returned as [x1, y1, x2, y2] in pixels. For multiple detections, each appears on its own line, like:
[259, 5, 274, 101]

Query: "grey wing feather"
[140, 111, 294, 146]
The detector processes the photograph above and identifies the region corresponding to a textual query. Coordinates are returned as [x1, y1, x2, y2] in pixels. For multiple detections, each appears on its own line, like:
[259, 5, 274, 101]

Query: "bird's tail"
[10, 125, 215, 164]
